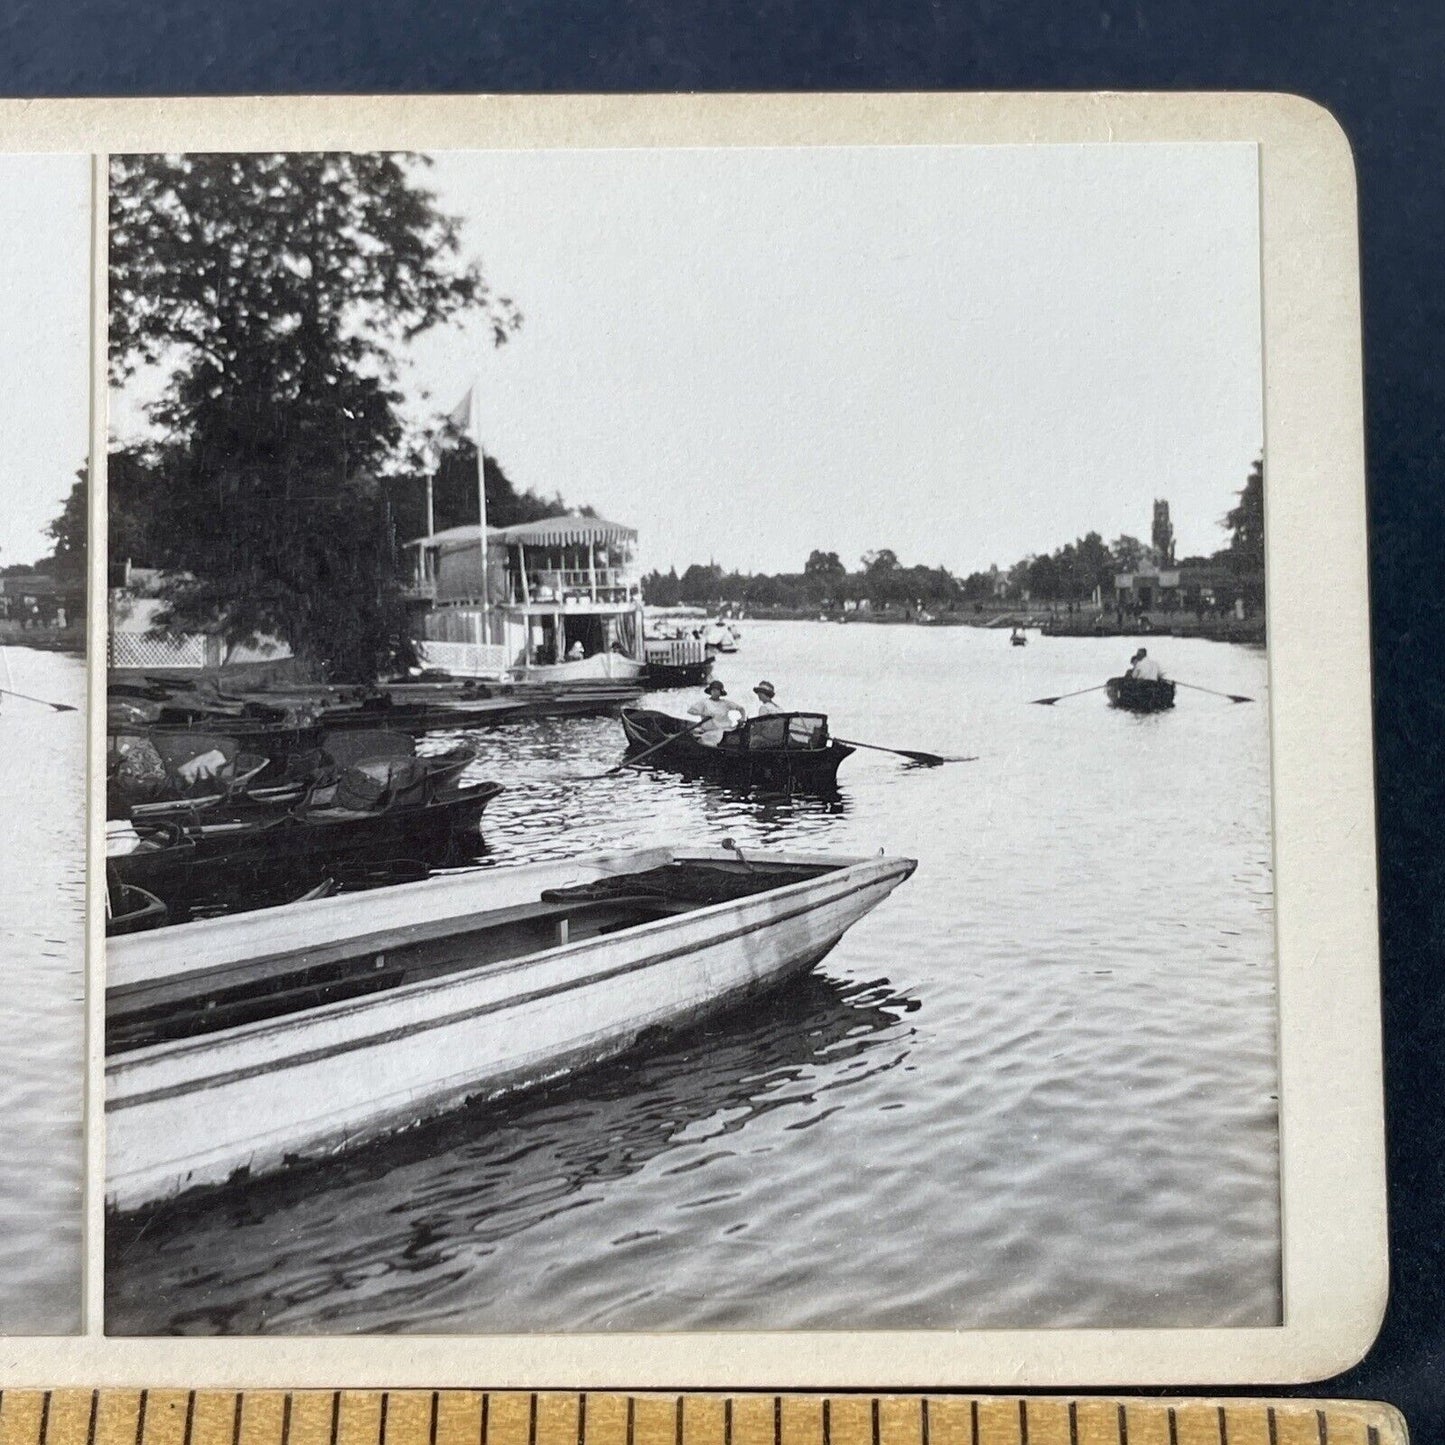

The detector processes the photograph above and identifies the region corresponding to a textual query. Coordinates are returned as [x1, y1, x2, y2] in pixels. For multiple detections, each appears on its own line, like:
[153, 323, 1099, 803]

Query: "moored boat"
[641, 635, 714, 688]
[105, 770, 503, 926]
[1105, 675, 1177, 712]
[620, 706, 854, 791]
[105, 844, 916, 1210]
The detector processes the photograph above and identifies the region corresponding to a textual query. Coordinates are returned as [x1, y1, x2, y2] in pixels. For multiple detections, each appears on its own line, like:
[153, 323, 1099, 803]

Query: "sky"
[113, 142, 1263, 579]
[0, 155, 90, 568]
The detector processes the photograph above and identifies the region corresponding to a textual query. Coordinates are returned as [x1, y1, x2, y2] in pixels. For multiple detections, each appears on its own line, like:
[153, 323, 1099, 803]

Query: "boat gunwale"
[105, 851, 917, 1078]
[106, 845, 893, 984]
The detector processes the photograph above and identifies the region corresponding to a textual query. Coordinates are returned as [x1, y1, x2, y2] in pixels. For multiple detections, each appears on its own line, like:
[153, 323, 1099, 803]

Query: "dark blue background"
[3, 0, 1441, 1434]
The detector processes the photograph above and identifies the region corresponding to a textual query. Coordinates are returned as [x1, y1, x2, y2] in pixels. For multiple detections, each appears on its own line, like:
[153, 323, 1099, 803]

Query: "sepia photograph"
[0, 152, 90, 1335]
[99, 139, 1283, 1339]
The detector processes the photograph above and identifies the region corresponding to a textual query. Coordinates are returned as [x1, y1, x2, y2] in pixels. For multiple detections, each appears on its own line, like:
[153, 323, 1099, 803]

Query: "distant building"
[1115, 563, 1248, 614]
[0, 571, 82, 626]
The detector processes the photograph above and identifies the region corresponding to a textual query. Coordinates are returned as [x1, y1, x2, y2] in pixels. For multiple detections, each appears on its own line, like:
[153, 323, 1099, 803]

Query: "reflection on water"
[0, 648, 84, 1333]
[107, 973, 917, 1335]
[108, 621, 1281, 1334]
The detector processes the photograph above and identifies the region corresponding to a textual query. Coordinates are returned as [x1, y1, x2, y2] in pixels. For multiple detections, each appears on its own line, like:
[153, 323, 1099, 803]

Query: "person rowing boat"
[1128, 647, 1165, 681]
[686, 678, 745, 746]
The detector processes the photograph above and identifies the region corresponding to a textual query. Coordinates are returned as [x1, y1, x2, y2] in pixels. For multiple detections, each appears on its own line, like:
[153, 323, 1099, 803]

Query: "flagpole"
[472, 381, 488, 630]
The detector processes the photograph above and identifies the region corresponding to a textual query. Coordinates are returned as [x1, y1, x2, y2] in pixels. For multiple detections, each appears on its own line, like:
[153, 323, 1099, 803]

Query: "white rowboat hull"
[106, 847, 914, 1211]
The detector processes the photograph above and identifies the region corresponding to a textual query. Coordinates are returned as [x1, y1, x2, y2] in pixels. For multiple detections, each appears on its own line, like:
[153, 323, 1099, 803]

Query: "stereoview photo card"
[0, 94, 1383, 1387]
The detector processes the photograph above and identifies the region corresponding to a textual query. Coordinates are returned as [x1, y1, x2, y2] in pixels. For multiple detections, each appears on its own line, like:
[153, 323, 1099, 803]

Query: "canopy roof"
[409, 515, 637, 552]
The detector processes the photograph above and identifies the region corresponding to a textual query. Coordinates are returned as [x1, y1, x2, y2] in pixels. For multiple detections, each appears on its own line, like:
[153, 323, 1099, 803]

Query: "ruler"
[0, 1394, 1404, 1445]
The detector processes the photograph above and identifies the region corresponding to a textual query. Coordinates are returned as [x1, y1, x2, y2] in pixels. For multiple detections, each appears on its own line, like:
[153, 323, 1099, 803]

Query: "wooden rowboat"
[1105, 675, 1177, 712]
[105, 844, 916, 1211]
[620, 707, 853, 791]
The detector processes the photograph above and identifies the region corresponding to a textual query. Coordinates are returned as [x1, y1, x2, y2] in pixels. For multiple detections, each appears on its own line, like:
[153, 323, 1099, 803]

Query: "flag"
[446, 384, 477, 439]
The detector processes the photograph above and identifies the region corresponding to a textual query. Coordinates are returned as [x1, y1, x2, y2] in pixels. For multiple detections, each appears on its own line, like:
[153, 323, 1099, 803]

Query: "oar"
[0, 685, 78, 713]
[1175, 680, 1255, 704]
[582, 718, 709, 779]
[1030, 683, 1109, 706]
[832, 736, 969, 767]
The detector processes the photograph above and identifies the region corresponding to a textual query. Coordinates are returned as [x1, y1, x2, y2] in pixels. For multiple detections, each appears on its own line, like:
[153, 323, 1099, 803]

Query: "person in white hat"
[751, 680, 782, 716]
[687, 677, 743, 746]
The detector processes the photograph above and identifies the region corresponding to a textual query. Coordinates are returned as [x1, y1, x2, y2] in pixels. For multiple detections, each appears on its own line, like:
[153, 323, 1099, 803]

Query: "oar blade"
[1031, 696, 1060, 706]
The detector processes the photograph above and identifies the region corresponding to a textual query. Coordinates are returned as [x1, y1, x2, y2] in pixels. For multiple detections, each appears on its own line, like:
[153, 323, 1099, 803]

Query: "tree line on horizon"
[38, 150, 1266, 674]
[641, 459, 1265, 614]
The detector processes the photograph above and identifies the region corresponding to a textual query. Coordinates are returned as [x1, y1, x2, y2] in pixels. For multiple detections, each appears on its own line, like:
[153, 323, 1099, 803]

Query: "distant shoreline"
[699, 606, 1266, 646]
[0, 623, 86, 656]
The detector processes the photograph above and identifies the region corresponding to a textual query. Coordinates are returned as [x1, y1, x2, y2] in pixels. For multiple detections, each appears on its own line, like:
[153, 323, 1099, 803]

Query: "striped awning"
[496, 516, 637, 547]
[409, 516, 637, 551]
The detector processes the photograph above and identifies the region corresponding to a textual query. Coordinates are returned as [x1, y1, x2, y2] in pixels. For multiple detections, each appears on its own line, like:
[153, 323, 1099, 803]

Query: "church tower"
[1152, 499, 1175, 566]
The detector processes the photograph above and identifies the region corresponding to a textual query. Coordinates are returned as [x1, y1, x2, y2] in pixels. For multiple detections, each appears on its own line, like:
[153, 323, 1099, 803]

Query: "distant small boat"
[621, 707, 854, 791]
[1106, 676, 1176, 712]
[704, 621, 740, 654]
[105, 844, 917, 1211]
[1010, 630, 1027, 647]
[642, 635, 714, 688]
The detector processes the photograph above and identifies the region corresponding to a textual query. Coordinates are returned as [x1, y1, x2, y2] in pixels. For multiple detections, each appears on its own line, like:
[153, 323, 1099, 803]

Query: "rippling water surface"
[0, 648, 85, 1333]
[107, 622, 1279, 1334]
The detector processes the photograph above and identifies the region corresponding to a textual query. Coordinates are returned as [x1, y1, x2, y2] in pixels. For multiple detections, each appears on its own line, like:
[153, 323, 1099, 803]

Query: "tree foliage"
[108, 152, 519, 680]
[380, 441, 584, 541]
[1224, 457, 1265, 575]
[44, 472, 89, 583]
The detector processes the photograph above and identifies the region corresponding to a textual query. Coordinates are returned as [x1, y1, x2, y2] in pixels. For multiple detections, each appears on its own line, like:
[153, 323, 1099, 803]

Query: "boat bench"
[108, 892, 701, 1021]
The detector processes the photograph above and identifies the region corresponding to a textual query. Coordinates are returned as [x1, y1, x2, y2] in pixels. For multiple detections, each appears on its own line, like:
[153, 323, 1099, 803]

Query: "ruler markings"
[0, 1401, 1402, 1445]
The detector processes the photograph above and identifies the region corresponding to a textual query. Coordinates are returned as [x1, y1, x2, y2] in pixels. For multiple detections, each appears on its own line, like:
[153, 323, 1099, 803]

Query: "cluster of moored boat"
[104, 667, 917, 1212]
[105, 674, 640, 933]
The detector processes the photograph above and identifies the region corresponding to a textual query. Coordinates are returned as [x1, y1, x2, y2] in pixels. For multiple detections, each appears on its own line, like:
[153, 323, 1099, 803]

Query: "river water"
[0, 647, 85, 1334]
[106, 621, 1279, 1335]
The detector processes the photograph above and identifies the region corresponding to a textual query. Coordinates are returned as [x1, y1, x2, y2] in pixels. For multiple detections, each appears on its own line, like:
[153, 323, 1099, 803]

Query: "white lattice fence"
[414, 640, 511, 678]
[109, 633, 208, 669]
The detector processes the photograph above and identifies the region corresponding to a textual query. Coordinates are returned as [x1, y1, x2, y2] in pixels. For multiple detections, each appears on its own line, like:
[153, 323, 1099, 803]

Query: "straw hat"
[753, 680, 776, 698]
[705, 679, 727, 696]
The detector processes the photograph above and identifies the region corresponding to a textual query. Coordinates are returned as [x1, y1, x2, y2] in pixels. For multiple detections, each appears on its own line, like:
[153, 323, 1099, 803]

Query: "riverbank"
[714, 604, 1265, 645]
[0, 622, 85, 654]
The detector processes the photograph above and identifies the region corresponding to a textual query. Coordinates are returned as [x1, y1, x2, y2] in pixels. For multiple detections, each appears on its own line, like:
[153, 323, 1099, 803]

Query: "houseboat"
[404, 516, 646, 683]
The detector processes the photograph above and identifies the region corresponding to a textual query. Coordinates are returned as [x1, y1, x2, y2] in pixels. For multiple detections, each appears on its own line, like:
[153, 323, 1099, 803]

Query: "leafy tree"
[44, 472, 89, 584]
[1074, 530, 1115, 598]
[109, 152, 519, 680]
[641, 567, 682, 606]
[804, 549, 845, 578]
[1224, 457, 1265, 575]
[1110, 534, 1149, 572]
[678, 563, 723, 605]
[381, 443, 579, 541]
[1027, 552, 1060, 601]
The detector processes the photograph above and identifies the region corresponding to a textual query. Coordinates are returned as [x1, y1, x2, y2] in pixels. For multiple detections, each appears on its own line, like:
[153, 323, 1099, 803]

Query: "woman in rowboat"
[752, 680, 782, 715]
[687, 678, 744, 746]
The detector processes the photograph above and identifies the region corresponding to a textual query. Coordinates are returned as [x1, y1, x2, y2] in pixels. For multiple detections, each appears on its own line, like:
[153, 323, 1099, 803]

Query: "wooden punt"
[620, 707, 854, 791]
[105, 844, 915, 1211]
[1105, 675, 1177, 712]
